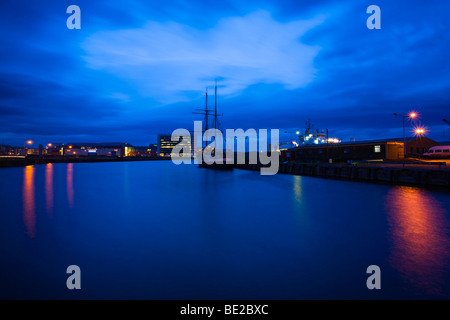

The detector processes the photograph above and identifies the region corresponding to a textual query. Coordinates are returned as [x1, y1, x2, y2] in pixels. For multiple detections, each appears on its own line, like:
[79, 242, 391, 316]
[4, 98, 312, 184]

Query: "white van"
[423, 145, 450, 158]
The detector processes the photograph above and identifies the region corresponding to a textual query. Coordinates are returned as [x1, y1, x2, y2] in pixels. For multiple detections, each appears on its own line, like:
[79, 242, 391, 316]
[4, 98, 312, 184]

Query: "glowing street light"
[393, 111, 419, 158]
[23, 140, 33, 155]
[413, 126, 427, 137]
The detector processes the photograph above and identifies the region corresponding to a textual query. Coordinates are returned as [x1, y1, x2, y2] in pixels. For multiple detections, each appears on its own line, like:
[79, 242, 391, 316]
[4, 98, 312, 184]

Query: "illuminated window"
[374, 145, 381, 153]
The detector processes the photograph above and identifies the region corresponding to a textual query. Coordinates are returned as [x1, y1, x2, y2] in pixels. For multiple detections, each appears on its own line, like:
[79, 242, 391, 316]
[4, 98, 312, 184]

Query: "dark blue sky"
[1, 0, 449, 146]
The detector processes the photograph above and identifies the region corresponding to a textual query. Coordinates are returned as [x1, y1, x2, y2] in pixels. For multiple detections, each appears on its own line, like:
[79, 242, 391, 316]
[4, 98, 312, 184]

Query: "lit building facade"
[129, 145, 157, 157]
[62, 143, 131, 157]
[158, 134, 192, 157]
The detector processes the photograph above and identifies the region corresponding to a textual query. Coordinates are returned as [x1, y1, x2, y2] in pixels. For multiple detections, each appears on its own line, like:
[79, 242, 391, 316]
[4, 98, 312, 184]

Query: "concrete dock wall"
[234, 163, 450, 188]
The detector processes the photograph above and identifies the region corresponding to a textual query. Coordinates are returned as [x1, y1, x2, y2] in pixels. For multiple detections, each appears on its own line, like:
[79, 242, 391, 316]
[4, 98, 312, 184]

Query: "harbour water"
[0, 161, 449, 299]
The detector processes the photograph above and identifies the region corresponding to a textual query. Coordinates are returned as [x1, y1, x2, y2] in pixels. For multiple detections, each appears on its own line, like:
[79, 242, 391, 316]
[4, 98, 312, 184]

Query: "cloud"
[82, 10, 324, 102]
[2, 1, 450, 146]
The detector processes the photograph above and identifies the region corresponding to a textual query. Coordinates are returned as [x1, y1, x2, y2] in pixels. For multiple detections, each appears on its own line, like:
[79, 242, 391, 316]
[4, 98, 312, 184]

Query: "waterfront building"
[0, 145, 16, 156]
[158, 134, 192, 157]
[282, 137, 440, 162]
[406, 137, 439, 157]
[294, 139, 404, 162]
[45, 143, 64, 156]
[129, 145, 157, 157]
[63, 143, 132, 157]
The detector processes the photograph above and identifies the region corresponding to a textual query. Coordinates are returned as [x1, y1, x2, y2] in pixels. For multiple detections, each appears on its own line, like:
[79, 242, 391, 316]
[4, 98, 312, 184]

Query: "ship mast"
[214, 80, 218, 132]
[192, 81, 222, 152]
[192, 88, 211, 149]
[205, 90, 208, 142]
[214, 80, 218, 150]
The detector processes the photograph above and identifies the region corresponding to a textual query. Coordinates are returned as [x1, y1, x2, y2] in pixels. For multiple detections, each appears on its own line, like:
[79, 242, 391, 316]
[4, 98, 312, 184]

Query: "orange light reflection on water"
[22, 166, 35, 238]
[67, 163, 74, 208]
[385, 186, 450, 295]
[45, 163, 53, 216]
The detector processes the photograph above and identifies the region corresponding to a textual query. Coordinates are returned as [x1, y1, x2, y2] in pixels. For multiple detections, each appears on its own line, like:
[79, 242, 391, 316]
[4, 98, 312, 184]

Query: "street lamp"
[393, 112, 418, 159]
[24, 140, 33, 155]
[413, 126, 427, 137]
[415, 128, 425, 135]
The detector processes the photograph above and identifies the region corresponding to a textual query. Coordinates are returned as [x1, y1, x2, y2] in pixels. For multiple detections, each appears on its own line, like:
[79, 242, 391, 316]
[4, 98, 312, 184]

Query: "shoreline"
[0, 156, 170, 168]
[3, 156, 449, 190]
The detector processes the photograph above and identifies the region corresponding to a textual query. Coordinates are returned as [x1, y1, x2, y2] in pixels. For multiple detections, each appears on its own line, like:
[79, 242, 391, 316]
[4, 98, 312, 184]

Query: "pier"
[234, 162, 450, 188]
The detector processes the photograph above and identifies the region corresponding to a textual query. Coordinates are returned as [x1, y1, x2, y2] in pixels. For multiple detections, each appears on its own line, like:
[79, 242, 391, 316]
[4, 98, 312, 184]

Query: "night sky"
[1, 0, 449, 146]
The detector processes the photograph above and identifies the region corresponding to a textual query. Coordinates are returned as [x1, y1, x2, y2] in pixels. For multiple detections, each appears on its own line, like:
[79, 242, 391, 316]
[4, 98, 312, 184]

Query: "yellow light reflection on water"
[22, 165, 35, 238]
[385, 186, 449, 295]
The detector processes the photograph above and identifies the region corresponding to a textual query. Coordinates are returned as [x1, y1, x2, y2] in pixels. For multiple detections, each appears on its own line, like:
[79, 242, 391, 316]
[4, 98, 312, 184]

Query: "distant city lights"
[327, 138, 341, 144]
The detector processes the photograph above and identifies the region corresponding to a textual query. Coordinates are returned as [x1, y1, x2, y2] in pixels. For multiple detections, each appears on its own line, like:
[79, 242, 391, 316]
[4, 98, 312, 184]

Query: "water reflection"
[67, 163, 74, 208]
[293, 175, 302, 203]
[22, 166, 35, 238]
[385, 186, 450, 295]
[45, 163, 53, 216]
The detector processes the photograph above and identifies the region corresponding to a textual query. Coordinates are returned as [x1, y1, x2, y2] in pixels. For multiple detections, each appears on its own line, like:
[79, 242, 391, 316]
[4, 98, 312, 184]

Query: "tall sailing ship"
[193, 81, 234, 170]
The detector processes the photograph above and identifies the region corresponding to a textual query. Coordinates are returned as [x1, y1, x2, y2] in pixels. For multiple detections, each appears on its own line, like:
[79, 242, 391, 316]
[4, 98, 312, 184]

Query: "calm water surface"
[0, 161, 449, 299]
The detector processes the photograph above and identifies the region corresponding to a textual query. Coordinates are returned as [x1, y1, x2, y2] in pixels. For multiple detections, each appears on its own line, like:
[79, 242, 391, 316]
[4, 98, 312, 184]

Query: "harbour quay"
[249, 162, 449, 188]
